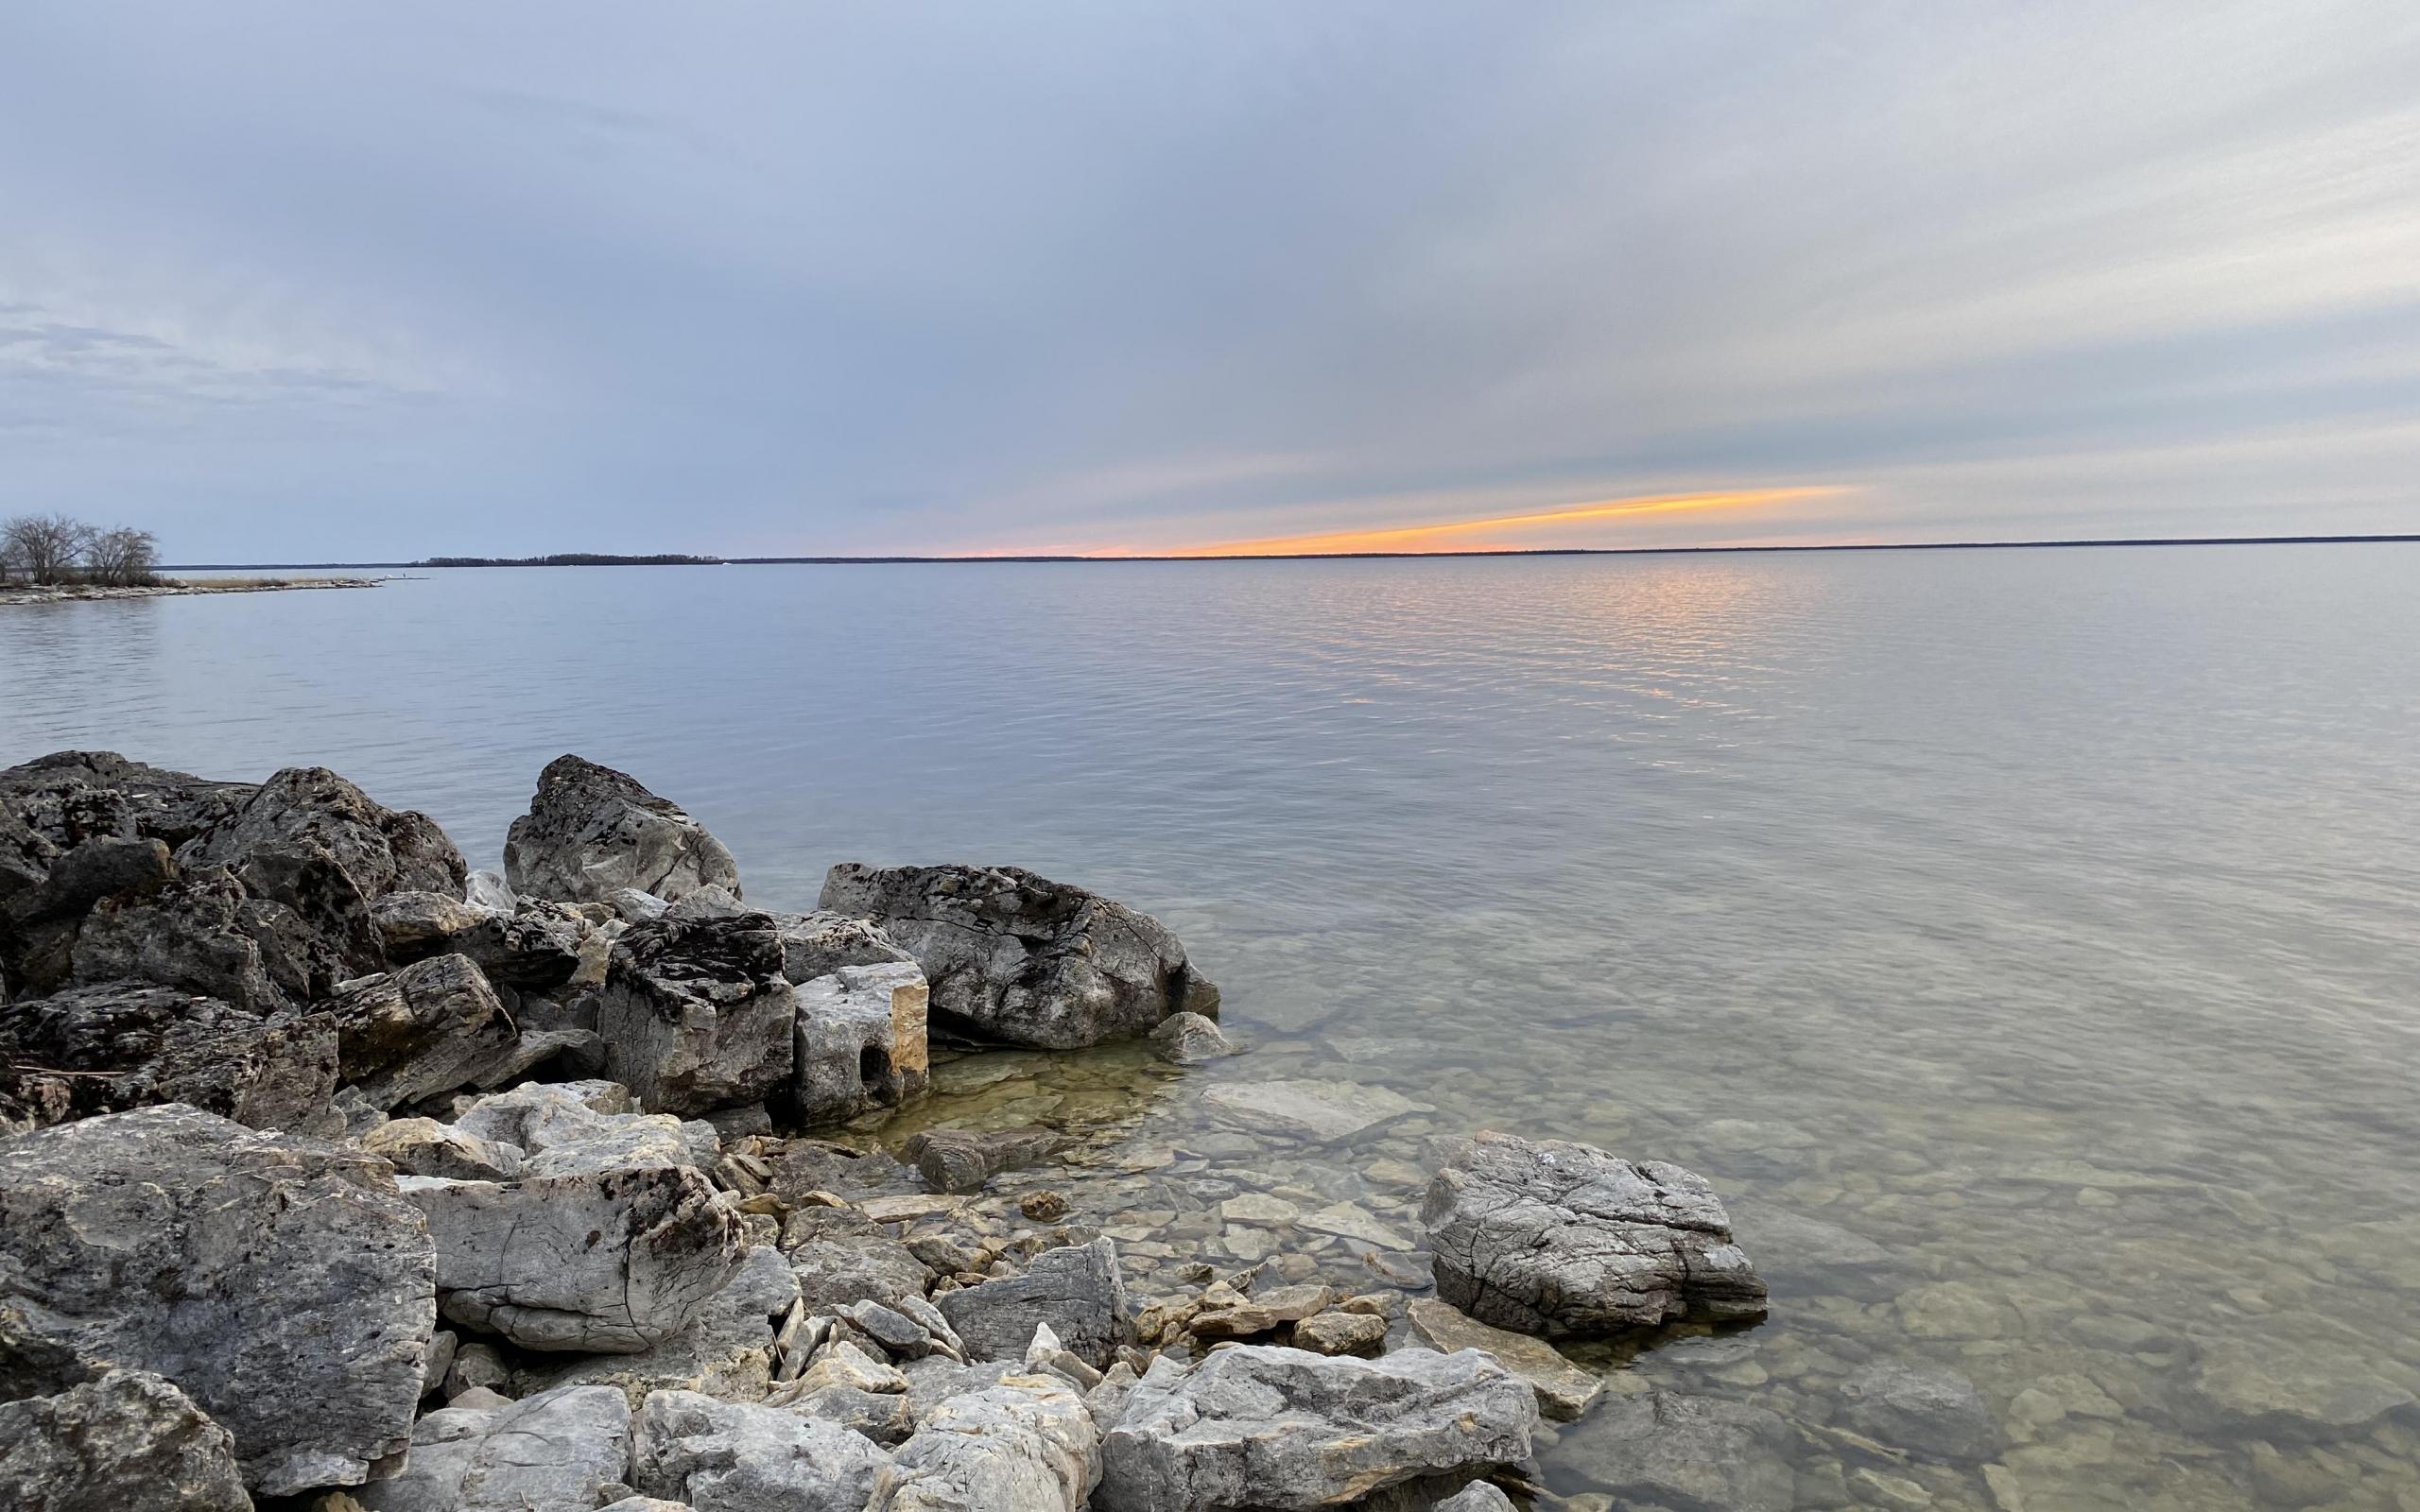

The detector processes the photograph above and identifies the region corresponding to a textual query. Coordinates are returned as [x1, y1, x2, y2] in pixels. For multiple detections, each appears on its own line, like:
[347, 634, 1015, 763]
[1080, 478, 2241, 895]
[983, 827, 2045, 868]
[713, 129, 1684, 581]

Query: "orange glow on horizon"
[1152, 486, 1845, 558]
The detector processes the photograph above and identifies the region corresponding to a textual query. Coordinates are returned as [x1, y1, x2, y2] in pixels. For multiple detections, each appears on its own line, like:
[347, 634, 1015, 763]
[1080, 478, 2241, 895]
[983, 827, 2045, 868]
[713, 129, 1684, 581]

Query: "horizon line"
[161, 531, 2420, 570]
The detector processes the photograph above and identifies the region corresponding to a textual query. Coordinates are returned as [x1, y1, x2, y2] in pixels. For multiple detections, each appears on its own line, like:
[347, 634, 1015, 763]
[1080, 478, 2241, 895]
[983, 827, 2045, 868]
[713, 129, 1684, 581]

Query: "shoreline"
[0, 576, 382, 607]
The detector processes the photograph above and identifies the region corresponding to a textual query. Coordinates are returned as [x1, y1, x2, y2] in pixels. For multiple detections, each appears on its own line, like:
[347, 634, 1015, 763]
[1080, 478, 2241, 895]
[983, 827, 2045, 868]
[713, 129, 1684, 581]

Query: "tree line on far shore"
[0, 514, 163, 587]
[421, 553, 724, 567]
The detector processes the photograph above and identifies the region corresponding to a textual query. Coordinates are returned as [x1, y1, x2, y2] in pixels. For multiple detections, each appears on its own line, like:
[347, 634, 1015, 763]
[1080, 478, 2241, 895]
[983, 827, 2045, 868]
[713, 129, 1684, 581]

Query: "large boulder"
[872, 1371, 1100, 1511]
[1096, 1345, 1537, 1512]
[0, 1368, 251, 1512]
[353, 1383, 633, 1512]
[790, 962, 929, 1127]
[402, 1162, 744, 1353]
[66, 866, 323, 1012]
[601, 914, 796, 1115]
[521, 1244, 801, 1407]
[772, 909, 915, 984]
[629, 1388, 891, 1512]
[0, 751, 254, 919]
[935, 1238, 1131, 1368]
[0, 1105, 436, 1495]
[816, 864, 1218, 1049]
[0, 978, 337, 1132]
[505, 756, 740, 905]
[180, 765, 462, 901]
[324, 953, 515, 1110]
[1420, 1131, 1766, 1338]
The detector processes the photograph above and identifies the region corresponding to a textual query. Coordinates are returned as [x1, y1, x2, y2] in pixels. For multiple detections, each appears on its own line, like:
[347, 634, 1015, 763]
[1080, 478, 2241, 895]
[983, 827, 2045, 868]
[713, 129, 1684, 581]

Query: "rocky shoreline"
[1, 749, 1772, 1511]
[0, 577, 381, 606]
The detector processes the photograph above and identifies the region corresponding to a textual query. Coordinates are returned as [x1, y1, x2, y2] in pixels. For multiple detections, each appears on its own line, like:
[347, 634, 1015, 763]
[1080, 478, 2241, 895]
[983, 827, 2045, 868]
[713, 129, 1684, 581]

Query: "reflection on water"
[6, 548, 2418, 1507]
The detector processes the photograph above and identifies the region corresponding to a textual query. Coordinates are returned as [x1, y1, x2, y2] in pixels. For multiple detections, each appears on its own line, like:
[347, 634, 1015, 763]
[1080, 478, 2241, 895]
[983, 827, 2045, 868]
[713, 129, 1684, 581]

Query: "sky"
[4, 4, 2418, 560]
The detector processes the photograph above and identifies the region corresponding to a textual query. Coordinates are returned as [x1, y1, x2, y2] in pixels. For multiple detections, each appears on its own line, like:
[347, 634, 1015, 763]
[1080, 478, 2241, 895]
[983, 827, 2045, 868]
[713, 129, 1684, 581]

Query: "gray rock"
[1097, 1345, 1537, 1512]
[1201, 1079, 1428, 1142]
[372, 890, 590, 990]
[0, 978, 336, 1132]
[630, 1388, 891, 1512]
[354, 1383, 632, 1512]
[937, 1238, 1132, 1368]
[784, 1209, 933, 1314]
[1555, 1386, 1793, 1512]
[0, 1368, 251, 1512]
[464, 868, 518, 911]
[361, 1116, 523, 1179]
[325, 953, 513, 1110]
[1838, 1360, 2005, 1462]
[1290, 1310, 1388, 1356]
[1406, 1297, 1601, 1421]
[179, 764, 465, 902]
[774, 909, 915, 985]
[1148, 1010, 1238, 1064]
[1429, 1485, 1515, 1512]
[817, 863, 1218, 1049]
[0, 751, 250, 911]
[613, 887, 672, 923]
[2187, 1337, 2417, 1434]
[446, 1341, 510, 1400]
[451, 1080, 715, 1177]
[871, 1371, 1100, 1511]
[505, 755, 740, 905]
[666, 884, 750, 921]
[770, 1340, 914, 1444]
[423, 1330, 458, 1398]
[1421, 1130, 1766, 1338]
[901, 1123, 1059, 1194]
[1189, 1282, 1337, 1341]
[601, 914, 796, 1115]
[404, 1162, 743, 1352]
[67, 866, 324, 1012]
[0, 1105, 435, 1495]
[791, 962, 930, 1127]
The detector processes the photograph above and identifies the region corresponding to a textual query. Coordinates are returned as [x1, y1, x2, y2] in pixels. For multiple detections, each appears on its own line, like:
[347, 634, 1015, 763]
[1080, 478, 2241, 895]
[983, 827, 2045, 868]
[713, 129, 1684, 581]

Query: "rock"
[0, 752, 252, 896]
[422, 1330, 458, 1397]
[0, 1105, 435, 1495]
[1190, 1283, 1336, 1341]
[362, 1116, 522, 1179]
[1148, 1011, 1237, 1064]
[0, 1368, 251, 1512]
[1421, 1130, 1766, 1337]
[666, 885, 750, 921]
[817, 863, 1218, 1049]
[784, 1208, 933, 1314]
[901, 1124, 1060, 1194]
[180, 765, 464, 902]
[1097, 1345, 1536, 1512]
[600, 914, 796, 1115]
[1025, 1319, 1105, 1388]
[325, 953, 512, 1110]
[1555, 1386, 1793, 1512]
[464, 868, 517, 911]
[1021, 1190, 1070, 1222]
[354, 1383, 632, 1512]
[372, 890, 590, 991]
[1838, 1360, 2005, 1462]
[842, 1299, 953, 1360]
[629, 1389, 890, 1512]
[2187, 1338, 2417, 1434]
[771, 1341, 915, 1444]
[1201, 1079, 1428, 1142]
[0, 978, 337, 1132]
[446, 1342, 510, 1400]
[522, 1245, 802, 1406]
[505, 756, 740, 905]
[1291, 1310, 1388, 1356]
[403, 1162, 743, 1352]
[936, 1238, 1132, 1368]
[774, 909, 914, 985]
[451, 1081, 717, 1177]
[1430, 1485, 1515, 1512]
[791, 962, 929, 1127]
[1406, 1297, 1601, 1421]
[872, 1371, 1100, 1511]
[614, 887, 672, 922]
[67, 866, 330, 1012]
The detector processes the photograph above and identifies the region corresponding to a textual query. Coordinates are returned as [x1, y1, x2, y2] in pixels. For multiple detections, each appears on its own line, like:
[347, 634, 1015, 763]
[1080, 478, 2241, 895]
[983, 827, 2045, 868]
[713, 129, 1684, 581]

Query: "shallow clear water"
[6, 548, 2417, 1508]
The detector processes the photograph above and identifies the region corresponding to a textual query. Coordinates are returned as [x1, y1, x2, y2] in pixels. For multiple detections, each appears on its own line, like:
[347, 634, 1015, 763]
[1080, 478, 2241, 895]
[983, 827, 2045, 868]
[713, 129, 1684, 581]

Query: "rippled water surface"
[6, 548, 2417, 1508]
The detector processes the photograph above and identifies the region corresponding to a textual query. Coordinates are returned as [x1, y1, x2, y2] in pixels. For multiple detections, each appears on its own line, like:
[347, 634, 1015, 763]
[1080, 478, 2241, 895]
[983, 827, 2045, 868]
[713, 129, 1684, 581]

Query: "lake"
[5, 546, 2416, 1508]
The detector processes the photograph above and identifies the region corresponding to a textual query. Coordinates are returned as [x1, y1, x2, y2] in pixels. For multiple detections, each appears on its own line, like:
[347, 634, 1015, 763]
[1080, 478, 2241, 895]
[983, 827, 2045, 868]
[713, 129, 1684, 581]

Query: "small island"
[0, 512, 378, 607]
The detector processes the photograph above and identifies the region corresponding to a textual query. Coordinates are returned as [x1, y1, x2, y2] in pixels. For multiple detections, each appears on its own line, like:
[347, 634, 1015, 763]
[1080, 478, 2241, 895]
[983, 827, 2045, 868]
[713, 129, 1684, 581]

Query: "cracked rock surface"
[600, 913, 796, 1116]
[0, 1368, 251, 1512]
[506, 755, 740, 905]
[354, 1383, 634, 1512]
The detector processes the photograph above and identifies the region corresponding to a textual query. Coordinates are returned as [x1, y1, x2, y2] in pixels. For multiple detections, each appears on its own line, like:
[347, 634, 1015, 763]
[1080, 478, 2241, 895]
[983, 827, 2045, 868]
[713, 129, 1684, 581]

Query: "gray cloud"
[2, 1, 2414, 558]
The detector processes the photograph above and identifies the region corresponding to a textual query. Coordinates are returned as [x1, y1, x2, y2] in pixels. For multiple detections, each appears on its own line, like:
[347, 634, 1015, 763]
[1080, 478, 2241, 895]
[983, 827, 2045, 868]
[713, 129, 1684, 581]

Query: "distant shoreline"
[0, 576, 380, 607]
[161, 531, 2420, 571]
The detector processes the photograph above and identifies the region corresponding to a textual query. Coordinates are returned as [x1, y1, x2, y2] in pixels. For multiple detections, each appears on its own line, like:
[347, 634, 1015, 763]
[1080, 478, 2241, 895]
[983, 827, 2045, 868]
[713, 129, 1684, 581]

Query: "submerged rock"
[792, 961, 930, 1127]
[600, 913, 796, 1115]
[1148, 1010, 1238, 1065]
[0, 1104, 435, 1495]
[0, 978, 336, 1133]
[1554, 1386, 1794, 1512]
[1406, 1297, 1602, 1421]
[901, 1123, 1059, 1194]
[505, 755, 740, 905]
[1838, 1359, 2005, 1463]
[1096, 1345, 1537, 1512]
[1201, 1079, 1427, 1142]
[1421, 1130, 1766, 1338]
[354, 1383, 633, 1512]
[0, 1368, 251, 1512]
[817, 863, 1218, 1049]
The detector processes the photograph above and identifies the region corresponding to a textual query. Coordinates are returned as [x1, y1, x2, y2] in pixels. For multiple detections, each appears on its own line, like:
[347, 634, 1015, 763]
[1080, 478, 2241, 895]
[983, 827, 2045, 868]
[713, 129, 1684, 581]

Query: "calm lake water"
[5, 548, 2417, 1508]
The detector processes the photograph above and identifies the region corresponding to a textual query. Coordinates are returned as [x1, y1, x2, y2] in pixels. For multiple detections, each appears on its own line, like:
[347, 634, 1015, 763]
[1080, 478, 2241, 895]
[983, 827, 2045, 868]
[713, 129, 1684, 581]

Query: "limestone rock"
[464, 868, 517, 911]
[325, 953, 512, 1111]
[774, 910, 914, 985]
[1406, 1297, 1602, 1421]
[522, 1246, 802, 1406]
[361, 1116, 522, 1180]
[1554, 1386, 1793, 1512]
[601, 914, 796, 1115]
[371, 890, 589, 991]
[792, 962, 929, 1127]
[2187, 1337, 2417, 1434]
[1096, 1345, 1536, 1512]
[630, 1389, 890, 1512]
[613, 887, 672, 922]
[936, 1238, 1131, 1368]
[179, 765, 464, 902]
[901, 1123, 1059, 1194]
[771, 1340, 915, 1444]
[1421, 1130, 1766, 1338]
[1148, 1010, 1238, 1065]
[404, 1162, 743, 1352]
[817, 863, 1217, 1049]
[353, 1384, 632, 1512]
[505, 756, 739, 905]
[1189, 1282, 1336, 1341]
[785, 1208, 934, 1314]
[0, 752, 253, 902]
[1201, 1079, 1427, 1142]
[67, 866, 327, 1012]
[452, 1081, 717, 1177]
[872, 1371, 1100, 1511]
[0, 1368, 251, 1512]
[0, 1105, 435, 1495]
[1430, 1485, 1515, 1512]
[1838, 1360, 2005, 1462]
[0, 979, 336, 1132]
[1291, 1310, 1388, 1356]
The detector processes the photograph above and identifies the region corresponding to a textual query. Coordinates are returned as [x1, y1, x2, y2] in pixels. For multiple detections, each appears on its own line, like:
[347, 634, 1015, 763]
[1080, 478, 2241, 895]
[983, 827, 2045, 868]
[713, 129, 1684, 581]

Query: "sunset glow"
[1156, 487, 1845, 558]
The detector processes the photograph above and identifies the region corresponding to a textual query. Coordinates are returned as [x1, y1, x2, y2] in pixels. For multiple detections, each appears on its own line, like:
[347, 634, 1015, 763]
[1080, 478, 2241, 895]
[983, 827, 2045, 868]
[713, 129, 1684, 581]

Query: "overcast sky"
[5, 3, 2417, 558]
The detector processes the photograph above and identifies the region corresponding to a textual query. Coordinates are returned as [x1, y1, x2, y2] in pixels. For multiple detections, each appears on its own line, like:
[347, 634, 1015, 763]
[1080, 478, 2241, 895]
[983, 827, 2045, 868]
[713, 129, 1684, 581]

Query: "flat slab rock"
[0, 977, 337, 1134]
[874, 1370, 1101, 1512]
[354, 1383, 633, 1512]
[0, 1368, 251, 1512]
[0, 1104, 436, 1496]
[1421, 1130, 1767, 1338]
[631, 1388, 891, 1512]
[1096, 1344, 1537, 1512]
[1201, 1078, 1430, 1141]
[1407, 1297, 1603, 1421]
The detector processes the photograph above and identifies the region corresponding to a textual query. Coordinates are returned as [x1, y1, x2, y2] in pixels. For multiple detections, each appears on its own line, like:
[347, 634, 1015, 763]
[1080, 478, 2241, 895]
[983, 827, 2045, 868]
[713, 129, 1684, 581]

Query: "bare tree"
[0, 514, 97, 586]
[84, 526, 162, 587]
